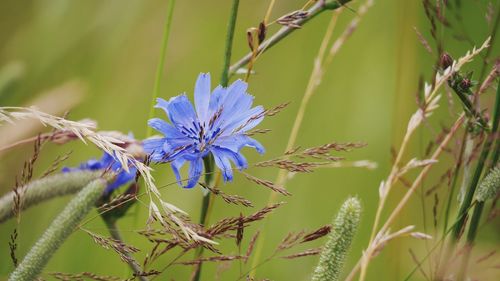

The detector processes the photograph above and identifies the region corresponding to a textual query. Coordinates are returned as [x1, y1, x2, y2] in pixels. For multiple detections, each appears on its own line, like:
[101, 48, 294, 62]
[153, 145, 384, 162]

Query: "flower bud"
[459, 77, 472, 91]
[440, 52, 453, 70]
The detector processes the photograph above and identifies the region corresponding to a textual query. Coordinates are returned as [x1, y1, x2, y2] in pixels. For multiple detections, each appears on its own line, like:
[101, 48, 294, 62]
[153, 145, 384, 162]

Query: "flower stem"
[146, 0, 176, 137]
[8, 179, 106, 281]
[219, 0, 240, 88]
[0, 171, 102, 224]
[193, 2, 240, 280]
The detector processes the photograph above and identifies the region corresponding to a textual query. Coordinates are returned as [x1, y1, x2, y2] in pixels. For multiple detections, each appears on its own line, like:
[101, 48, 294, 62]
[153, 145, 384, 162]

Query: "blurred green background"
[0, 0, 498, 280]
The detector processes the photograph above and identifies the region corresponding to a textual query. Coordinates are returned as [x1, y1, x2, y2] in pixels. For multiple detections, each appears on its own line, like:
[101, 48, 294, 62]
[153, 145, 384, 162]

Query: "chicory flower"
[144, 73, 265, 188]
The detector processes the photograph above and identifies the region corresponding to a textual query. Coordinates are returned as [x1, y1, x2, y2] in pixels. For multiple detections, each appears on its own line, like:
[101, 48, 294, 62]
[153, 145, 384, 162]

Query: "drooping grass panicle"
[0, 106, 200, 241]
[312, 197, 361, 281]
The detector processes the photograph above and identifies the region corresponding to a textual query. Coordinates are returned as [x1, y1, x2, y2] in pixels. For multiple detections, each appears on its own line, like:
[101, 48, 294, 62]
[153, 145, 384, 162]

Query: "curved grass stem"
[0, 171, 102, 224]
[228, 0, 351, 77]
[9, 179, 106, 281]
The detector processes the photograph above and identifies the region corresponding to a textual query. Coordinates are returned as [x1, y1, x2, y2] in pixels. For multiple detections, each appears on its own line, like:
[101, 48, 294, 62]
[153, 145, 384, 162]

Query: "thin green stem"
[193, 2, 240, 280]
[477, 7, 500, 82]
[146, 0, 176, 137]
[220, 0, 240, 87]
[442, 127, 469, 235]
[454, 79, 500, 281]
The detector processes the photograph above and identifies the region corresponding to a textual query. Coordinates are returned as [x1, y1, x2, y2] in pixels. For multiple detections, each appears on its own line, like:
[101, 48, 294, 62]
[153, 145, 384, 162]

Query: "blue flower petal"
[245, 137, 265, 154]
[221, 105, 265, 135]
[105, 167, 136, 195]
[212, 148, 234, 182]
[225, 81, 252, 108]
[208, 85, 226, 115]
[62, 151, 137, 195]
[155, 97, 170, 116]
[148, 118, 185, 138]
[194, 73, 211, 123]
[143, 138, 168, 162]
[166, 95, 199, 130]
[171, 157, 186, 185]
[185, 157, 203, 188]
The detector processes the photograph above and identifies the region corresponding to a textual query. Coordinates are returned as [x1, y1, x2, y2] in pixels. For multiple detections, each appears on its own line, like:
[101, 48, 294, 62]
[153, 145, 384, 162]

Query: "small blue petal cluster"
[144, 73, 265, 188]
[62, 152, 137, 195]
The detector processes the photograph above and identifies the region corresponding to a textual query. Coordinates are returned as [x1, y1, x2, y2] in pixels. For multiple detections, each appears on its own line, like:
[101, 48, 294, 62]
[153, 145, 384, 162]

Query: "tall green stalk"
[146, 0, 176, 137]
[193, 2, 240, 281]
[9, 179, 106, 281]
[455, 80, 500, 281]
[451, 79, 500, 242]
[441, 128, 468, 235]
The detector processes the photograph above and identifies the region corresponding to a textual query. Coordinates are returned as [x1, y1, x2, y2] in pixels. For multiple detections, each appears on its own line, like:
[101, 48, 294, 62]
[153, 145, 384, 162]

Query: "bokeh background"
[0, 0, 498, 280]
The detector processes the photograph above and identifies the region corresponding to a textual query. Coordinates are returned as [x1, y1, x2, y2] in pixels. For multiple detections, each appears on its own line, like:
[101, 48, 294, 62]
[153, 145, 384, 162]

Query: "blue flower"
[62, 152, 137, 195]
[144, 73, 265, 188]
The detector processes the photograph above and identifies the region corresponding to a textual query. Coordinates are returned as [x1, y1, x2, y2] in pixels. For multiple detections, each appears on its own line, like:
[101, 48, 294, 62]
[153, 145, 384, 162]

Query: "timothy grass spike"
[475, 166, 500, 202]
[312, 197, 361, 281]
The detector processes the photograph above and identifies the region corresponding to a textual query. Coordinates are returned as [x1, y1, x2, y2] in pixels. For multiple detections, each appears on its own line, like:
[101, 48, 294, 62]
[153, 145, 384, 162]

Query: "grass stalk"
[455, 79, 500, 281]
[228, 0, 351, 76]
[146, 0, 176, 137]
[348, 114, 465, 281]
[250, 1, 374, 276]
[193, 2, 240, 280]
[8, 179, 106, 281]
[248, 12, 340, 278]
[450, 86, 499, 243]
[0, 171, 102, 223]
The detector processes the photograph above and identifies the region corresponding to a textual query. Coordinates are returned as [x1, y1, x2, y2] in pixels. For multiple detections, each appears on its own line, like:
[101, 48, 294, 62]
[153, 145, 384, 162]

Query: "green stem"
[192, 156, 216, 281]
[0, 171, 102, 223]
[441, 128, 468, 235]
[146, 0, 176, 137]
[193, 2, 240, 280]
[449, 83, 489, 129]
[228, 0, 351, 76]
[451, 79, 500, 241]
[220, 0, 240, 87]
[477, 6, 500, 82]
[9, 179, 106, 281]
[455, 79, 500, 281]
